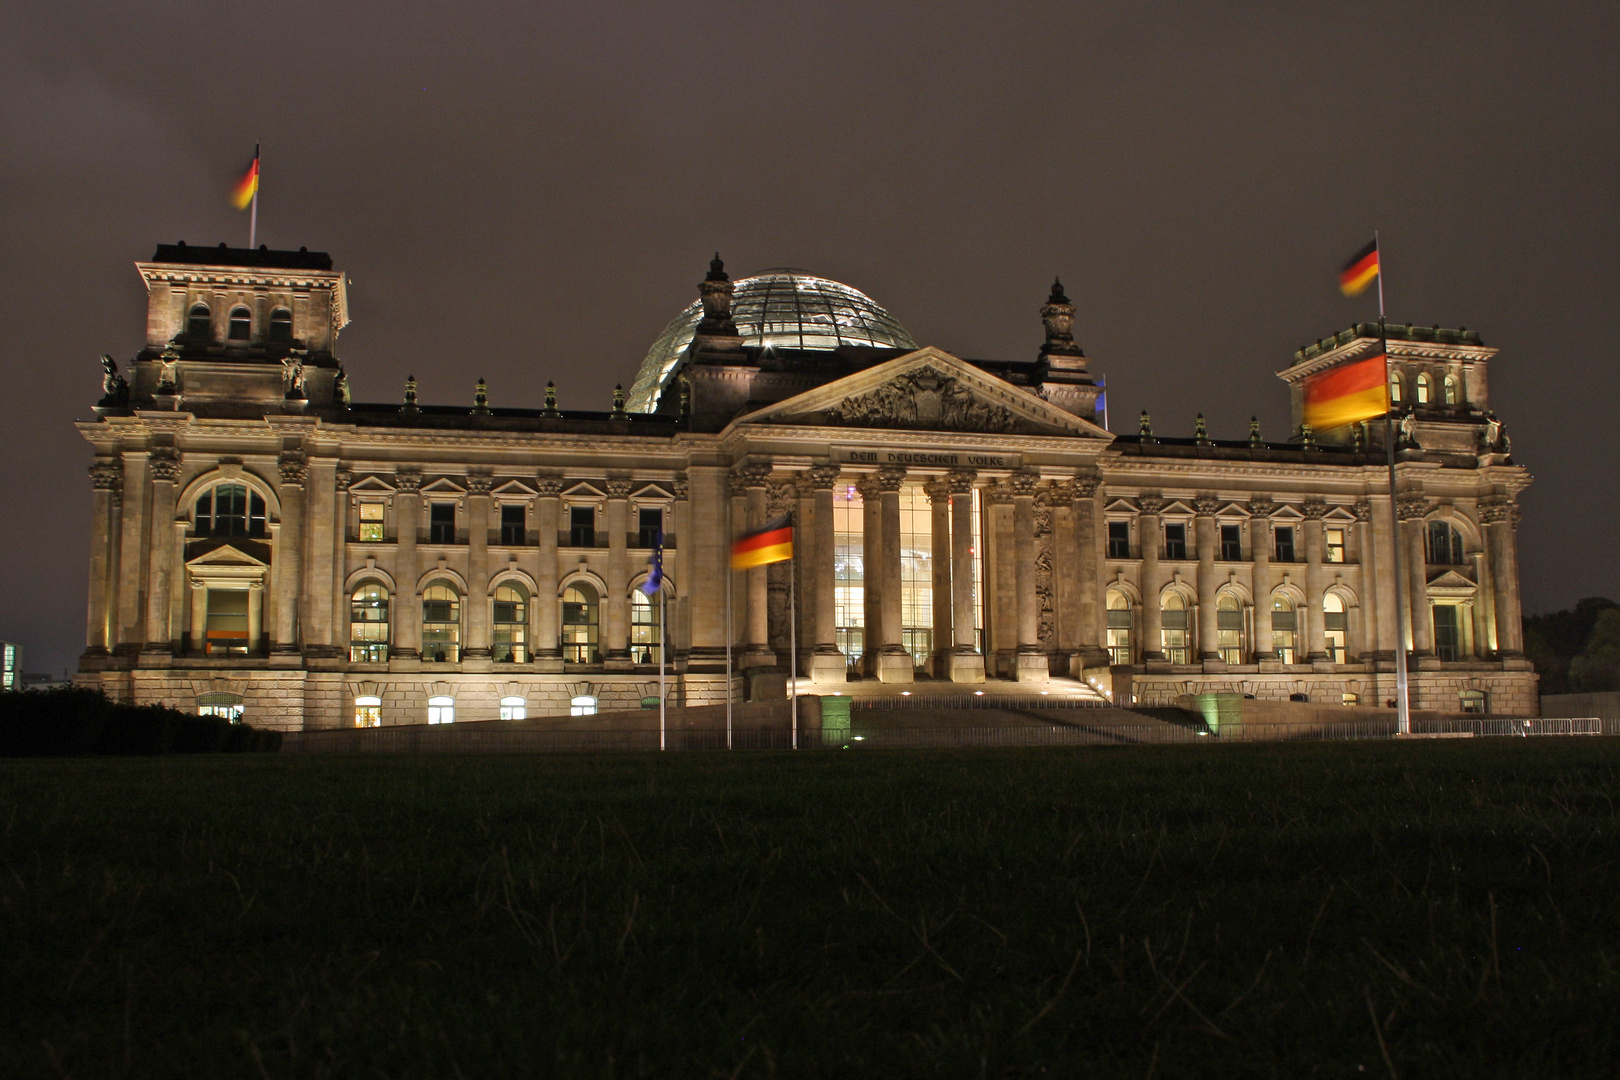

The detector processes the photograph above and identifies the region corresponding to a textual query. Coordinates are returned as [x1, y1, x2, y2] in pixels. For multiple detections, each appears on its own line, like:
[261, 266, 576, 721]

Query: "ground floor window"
[1216, 594, 1243, 664]
[570, 695, 597, 716]
[630, 590, 660, 665]
[354, 695, 381, 728]
[1342, 692, 1360, 706]
[1161, 594, 1189, 664]
[197, 692, 244, 722]
[1324, 593, 1348, 663]
[500, 695, 526, 720]
[1272, 598, 1297, 664]
[206, 589, 250, 656]
[562, 583, 600, 664]
[1433, 604, 1464, 662]
[1106, 590, 1132, 665]
[1459, 689, 1487, 714]
[427, 695, 455, 724]
[492, 585, 528, 663]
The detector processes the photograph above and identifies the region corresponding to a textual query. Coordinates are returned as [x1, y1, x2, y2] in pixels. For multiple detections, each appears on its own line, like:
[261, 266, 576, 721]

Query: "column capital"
[1008, 470, 1040, 497]
[277, 451, 308, 487]
[732, 461, 773, 489]
[394, 468, 423, 492]
[803, 463, 841, 491]
[1193, 493, 1221, 517]
[1301, 497, 1329, 520]
[1478, 496, 1516, 524]
[89, 459, 122, 492]
[983, 480, 1013, 506]
[947, 468, 977, 494]
[149, 448, 181, 483]
[1070, 471, 1100, 499]
[535, 474, 564, 497]
[1352, 500, 1374, 522]
[465, 473, 495, 496]
[1137, 492, 1166, 516]
[875, 465, 907, 492]
[335, 469, 354, 490]
[1397, 495, 1430, 522]
[924, 479, 952, 504]
[1246, 496, 1276, 518]
[604, 476, 634, 499]
[672, 475, 690, 499]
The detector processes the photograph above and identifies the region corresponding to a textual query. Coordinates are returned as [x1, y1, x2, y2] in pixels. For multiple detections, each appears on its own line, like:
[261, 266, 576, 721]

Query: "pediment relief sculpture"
[819, 366, 1025, 433]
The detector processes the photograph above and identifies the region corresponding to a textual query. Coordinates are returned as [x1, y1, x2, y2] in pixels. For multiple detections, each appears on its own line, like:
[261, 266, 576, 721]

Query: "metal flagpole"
[248, 144, 259, 249]
[725, 498, 733, 750]
[1376, 230, 1412, 736]
[789, 532, 798, 750]
[659, 583, 666, 751]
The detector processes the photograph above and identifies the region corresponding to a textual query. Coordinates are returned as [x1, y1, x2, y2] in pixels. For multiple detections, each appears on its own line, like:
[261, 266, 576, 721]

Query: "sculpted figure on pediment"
[826, 365, 1019, 433]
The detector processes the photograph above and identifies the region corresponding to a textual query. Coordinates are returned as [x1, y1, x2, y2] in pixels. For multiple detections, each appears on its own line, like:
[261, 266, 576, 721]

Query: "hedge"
[0, 687, 282, 756]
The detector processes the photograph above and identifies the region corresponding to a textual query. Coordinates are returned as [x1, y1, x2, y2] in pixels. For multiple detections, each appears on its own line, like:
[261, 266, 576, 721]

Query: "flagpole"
[248, 144, 259, 249]
[659, 583, 667, 751]
[726, 498, 733, 751]
[1375, 230, 1412, 736]
[789, 538, 798, 750]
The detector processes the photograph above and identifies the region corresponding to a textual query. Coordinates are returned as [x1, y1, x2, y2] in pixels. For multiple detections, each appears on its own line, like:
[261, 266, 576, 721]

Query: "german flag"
[1338, 238, 1379, 296]
[1303, 352, 1389, 430]
[231, 149, 260, 210]
[731, 515, 793, 570]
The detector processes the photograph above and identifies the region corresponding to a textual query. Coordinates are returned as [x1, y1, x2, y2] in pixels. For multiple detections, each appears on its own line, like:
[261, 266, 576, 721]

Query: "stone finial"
[402, 375, 419, 414]
[1298, 423, 1315, 450]
[612, 384, 626, 416]
[1194, 413, 1210, 445]
[472, 377, 490, 415]
[1039, 278, 1083, 359]
[697, 252, 739, 338]
[1138, 410, 1155, 443]
[543, 381, 559, 417]
[1248, 416, 1261, 446]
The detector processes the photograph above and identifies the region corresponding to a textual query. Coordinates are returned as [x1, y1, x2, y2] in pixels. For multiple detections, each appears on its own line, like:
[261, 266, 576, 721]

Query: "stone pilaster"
[1069, 473, 1107, 670]
[925, 479, 953, 677]
[670, 475, 691, 661]
[1302, 498, 1329, 663]
[1248, 498, 1274, 661]
[1481, 498, 1524, 655]
[1194, 494, 1221, 663]
[734, 462, 774, 668]
[1011, 470, 1046, 681]
[84, 460, 121, 655]
[803, 464, 844, 683]
[303, 459, 338, 653]
[189, 579, 207, 655]
[463, 473, 494, 660]
[533, 476, 563, 669]
[116, 451, 149, 650]
[1398, 495, 1433, 656]
[142, 449, 181, 656]
[947, 469, 984, 682]
[874, 465, 911, 683]
[1353, 500, 1379, 660]
[1138, 494, 1165, 662]
[330, 469, 351, 659]
[603, 476, 633, 665]
[272, 450, 307, 655]
[857, 474, 883, 676]
[685, 465, 731, 664]
[986, 481, 1016, 675]
[392, 469, 422, 659]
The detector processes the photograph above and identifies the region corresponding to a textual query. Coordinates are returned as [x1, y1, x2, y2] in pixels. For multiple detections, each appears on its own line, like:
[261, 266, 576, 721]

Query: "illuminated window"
[353, 695, 381, 728]
[187, 303, 211, 340]
[1324, 593, 1347, 663]
[1342, 692, 1360, 707]
[427, 695, 455, 724]
[899, 485, 933, 670]
[1389, 371, 1403, 404]
[197, 692, 244, 722]
[1442, 374, 1458, 405]
[1106, 589, 1132, 665]
[196, 483, 267, 538]
[630, 589, 660, 665]
[1427, 521, 1464, 565]
[1433, 604, 1464, 662]
[1216, 594, 1243, 664]
[268, 307, 293, 344]
[1458, 689, 1487, 714]
[204, 589, 250, 656]
[358, 502, 385, 542]
[500, 696, 526, 721]
[1415, 373, 1431, 404]
[1272, 596, 1296, 663]
[562, 583, 600, 664]
[349, 583, 389, 662]
[492, 584, 528, 662]
[228, 306, 252, 340]
[421, 584, 460, 662]
[1325, 527, 1346, 563]
[833, 484, 866, 668]
[570, 695, 597, 717]
[1161, 593, 1189, 664]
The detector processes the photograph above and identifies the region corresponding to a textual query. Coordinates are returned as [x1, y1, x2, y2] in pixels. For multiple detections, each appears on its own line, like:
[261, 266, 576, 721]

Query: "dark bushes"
[0, 687, 282, 756]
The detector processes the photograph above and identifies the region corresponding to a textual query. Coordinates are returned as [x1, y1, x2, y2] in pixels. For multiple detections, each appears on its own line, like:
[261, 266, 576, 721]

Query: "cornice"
[136, 263, 343, 291]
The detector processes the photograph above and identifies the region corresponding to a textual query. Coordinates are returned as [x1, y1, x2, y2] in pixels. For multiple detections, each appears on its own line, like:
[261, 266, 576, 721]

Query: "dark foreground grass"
[3, 742, 1620, 1079]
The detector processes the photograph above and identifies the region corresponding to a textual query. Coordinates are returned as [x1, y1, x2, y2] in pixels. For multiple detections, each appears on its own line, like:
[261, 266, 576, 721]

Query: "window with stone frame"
[1415, 372, 1432, 404]
[196, 483, 267, 538]
[228, 306, 252, 340]
[427, 696, 455, 724]
[421, 583, 460, 662]
[637, 507, 663, 549]
[1216, 594, 1243, 663]
[1107, 520, 1131, 559]
[1105, 590, 1132, 665]
[1274, 526, 1297, 563]
[353, 696, 381, 728]
[428, 502, 456, 544]
[569, 505, 596, 547]
[349, 583, 390, 662]
[1433, 604, 1465, 662]
[1323, 593, 1348, 663]
[269, 307, 293, 344]
[630, 589, 660, 665]
[1271, 597, 1297, 663]
[1219, 524, 1243, 561]
[500, 696, 527, 721]
[1164, 522, 1188, 561]
[562, 582, 600, 664]
[1458, 689, 1487, 714]
[358, 501, 385, 542]
[187, 303, 211, 341]
[1442, 374, 1459, 405]
[499, 503, 526, 546]
[492, 584, 527, 662]
[1426, 521, 1465, 565]
[1325, 527, 1346, 563]
[1161, 593, 1190, 664]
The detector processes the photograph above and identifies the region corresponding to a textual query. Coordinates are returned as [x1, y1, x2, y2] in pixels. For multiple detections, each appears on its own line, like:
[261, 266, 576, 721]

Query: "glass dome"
[625, 270, 917, 413]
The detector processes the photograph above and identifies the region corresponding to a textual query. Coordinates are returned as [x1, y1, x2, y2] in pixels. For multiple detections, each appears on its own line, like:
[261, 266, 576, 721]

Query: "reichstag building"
[74, 244, 1537, 728]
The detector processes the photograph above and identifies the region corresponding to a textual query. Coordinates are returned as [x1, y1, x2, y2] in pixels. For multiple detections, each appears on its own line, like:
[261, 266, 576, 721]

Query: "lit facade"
[75, 246, 1537, 728]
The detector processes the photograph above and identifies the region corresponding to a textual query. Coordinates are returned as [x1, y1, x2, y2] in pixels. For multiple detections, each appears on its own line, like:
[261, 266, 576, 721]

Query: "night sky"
[2, 2, 1616, 677]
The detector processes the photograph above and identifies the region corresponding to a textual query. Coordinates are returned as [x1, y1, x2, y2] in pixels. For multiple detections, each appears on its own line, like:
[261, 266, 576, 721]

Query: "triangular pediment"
[733, 348, 1113, 439]
[493, 479, 537, 498]
[420, 477, 466, 495]
[348, 475, 397, 494]
[1426, 569, 1478, 594]
[563, 481, 606, 499]
[186, 538, 271, 567]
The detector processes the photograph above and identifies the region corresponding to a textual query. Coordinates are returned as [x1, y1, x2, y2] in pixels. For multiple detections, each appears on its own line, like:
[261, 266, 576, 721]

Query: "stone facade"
[76, 248, 1537, 728]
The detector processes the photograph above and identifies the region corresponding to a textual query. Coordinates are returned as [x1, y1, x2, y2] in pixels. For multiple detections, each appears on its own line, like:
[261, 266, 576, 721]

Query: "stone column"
[1249, 499, 1274, 660]
[1194, 494, 1221, 662]
[1353, 500, 1379, 660]
[804, 464, 844, 683]
[603, 476, 633, 663]
[189, 580, 208, 654]
[986, 482, 1016, 675]
[534, 476, 563, 668]
[1399, 496, 1433, 655]
[1302, 499, 1329, 662]
[303, 459, 337, 653]
[272, 450, 307, 655]
[464, 474, 494, 659]
[117, 451, 150, 649]
[734, 462, 774, 668]
[874, 465, 911, 683]
[142, 449, 181, 655]
[331, 470, 351, 658]
[1069, 473, 1106, 669]
[247, 583, 264, 655]
[1482, 498, 1524, 655]
[947, 469, 985, 682]
[857, 474, 883, 676]
[670, 475, 691, 660]
[685, 465, 730, 663]
[1138, 494, 1165, 661]
[925, 480, 953, 677]
[1011, 470, 1045, 681]
[393, 470, 422, 659]
[85, 460, 121, 655]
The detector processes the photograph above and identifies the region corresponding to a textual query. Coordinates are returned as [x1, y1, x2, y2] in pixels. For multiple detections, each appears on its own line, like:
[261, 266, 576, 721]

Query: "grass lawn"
[3, 741, 1619, 1078]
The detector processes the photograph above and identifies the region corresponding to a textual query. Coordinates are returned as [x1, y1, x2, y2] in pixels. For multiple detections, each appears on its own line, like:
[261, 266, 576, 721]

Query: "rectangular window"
[833, 484, 866, 668]
[1161, 607, 1188, 664]
[1106, 606, 1132, 665]
[1164, 523, 1187, 561]
[500, 504, 526, 545]
[637, 507, 663, 548]
[1325, 528, 1346, 563]
[1274, 526, 1296, 563]
[1219, 524, 1242, 561]
[205, 589, 250, 656]
[569, 506, 596, 547]
[1324, 609, 1348, 663]
[1433, 604, 1463, 662]
[429, 502, 456, 544]
[898, 485, 934, 671]
[1458, 689, 1487, 714]
[359, 502, 385, 542]
[1217, 605, 1243, 664]
[1107, 521, 1130, 559]
[1272, 606, 1296, 664]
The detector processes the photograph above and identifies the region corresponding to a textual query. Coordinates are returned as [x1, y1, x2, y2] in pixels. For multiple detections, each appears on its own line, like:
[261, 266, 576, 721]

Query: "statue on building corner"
[1481, 411, 1508, 454]
[97, 355, 129, 407]
[333, 365, 350, 408]
[156, 341, 181, 395]
[282, 354, 306, 400]
[1398, 409, 1418, 447]
[612, 384, 626, 416]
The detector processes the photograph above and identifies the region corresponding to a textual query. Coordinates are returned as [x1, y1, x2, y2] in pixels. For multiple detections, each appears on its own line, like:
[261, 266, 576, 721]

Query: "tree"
[1569, 609, 1620, 693]
[1523, 596, 1619, 694]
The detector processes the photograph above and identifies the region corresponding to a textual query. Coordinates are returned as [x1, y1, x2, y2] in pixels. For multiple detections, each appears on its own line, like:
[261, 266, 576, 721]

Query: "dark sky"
[2, 2, 1616, 676]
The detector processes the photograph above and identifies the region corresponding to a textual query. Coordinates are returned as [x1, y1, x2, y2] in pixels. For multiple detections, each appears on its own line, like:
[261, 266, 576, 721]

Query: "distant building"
[74, 244, 1537, 728]
[1, 641, 17, 690]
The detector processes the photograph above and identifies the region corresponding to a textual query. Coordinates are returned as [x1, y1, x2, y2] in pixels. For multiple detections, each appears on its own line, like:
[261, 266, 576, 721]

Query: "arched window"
[1161, 593, 1189, 664]
[354, 695, 381, 728]
[630, 590, 660, 665]
[1415, 373, 1431, 404]
[500, 696, 527, 721]
[492, 584, 527, 663]
[1216, 594, 1243, 664]
[562, 583, 600, 664]
[1389, 371, 1403, 404]
[228, 306, 252, 340]
[1272, 596, 1297, 664]
[1105, 589, 1132, 665]
[1323, 593, 1347, 664]
[349, 583, 389, 662]
[1425, 521, 1464, 565]
[187, 303, 211, 341]
[197, 692, 244, 722]
[427, 695, 455, 724]
[570, 695, 597, 717]
[195, 483, 268, 538]
[421, 584, 461, 662]
[268, 307, 293, 344]
[1442, 374, 1459, 405]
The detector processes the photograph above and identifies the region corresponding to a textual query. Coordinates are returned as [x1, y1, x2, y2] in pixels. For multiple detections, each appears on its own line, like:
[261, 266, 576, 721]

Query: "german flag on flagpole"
[1302, 352, 1389, 430]
[1339, 238, 1380, 296]
[231, 149, 260, 210]
[731, 515, 794, 570]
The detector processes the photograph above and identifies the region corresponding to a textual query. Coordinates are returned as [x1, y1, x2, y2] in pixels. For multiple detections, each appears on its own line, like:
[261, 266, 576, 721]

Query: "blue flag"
[639, 530, 664, 595]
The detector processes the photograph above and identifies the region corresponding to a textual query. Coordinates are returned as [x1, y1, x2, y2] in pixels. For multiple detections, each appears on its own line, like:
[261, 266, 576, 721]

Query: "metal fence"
[279, 716, 1607, 754]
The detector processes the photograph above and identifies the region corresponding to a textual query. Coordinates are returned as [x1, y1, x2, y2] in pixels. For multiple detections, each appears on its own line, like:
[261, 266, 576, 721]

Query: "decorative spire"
[696, 251, 739, 339]
[1194, 412, 1210, 445]
[1298, 422, 1315, 450]
[1138, 409, 1155, 443]
[402, 374, 419, 414]
[1248, 416, 1261, 447]
[472, 377, 490, 415]
[543, 380, 559, 417]
[1039, 277, 1083, 360]
[612, 384, 626, 416]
